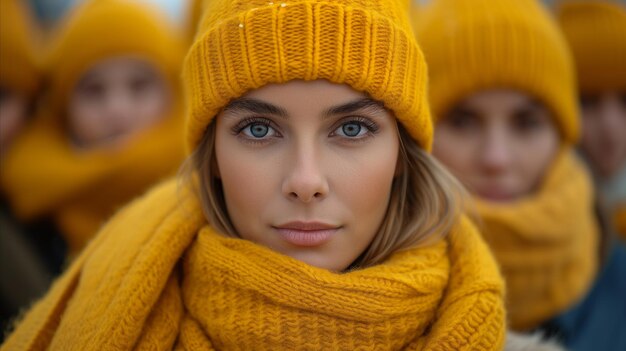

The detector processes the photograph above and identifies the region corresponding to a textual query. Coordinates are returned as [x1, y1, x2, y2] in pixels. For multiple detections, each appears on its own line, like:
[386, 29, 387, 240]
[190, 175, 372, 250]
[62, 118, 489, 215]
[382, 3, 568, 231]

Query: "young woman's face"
[67, 57, 172, 149]
[433, 89, 560, 202]
[579, 92, 626, 179]
[214, 79, 400, 271]
[0, 87, 28, 156]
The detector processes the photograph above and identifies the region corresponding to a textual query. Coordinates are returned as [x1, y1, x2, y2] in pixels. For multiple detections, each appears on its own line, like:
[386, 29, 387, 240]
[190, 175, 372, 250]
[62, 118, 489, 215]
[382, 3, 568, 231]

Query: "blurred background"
[28, 0, 188, 28]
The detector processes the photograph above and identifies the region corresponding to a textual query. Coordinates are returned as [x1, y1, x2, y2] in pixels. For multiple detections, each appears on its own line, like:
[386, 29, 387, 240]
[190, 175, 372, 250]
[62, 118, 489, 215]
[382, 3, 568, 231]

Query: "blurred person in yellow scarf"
[0, 0, 40, 156]
[0, 0, 186, 258]
[0, 0, 56, 340]
[557, 0, 626, 241]
[525, 1, 626, 350]
[414, 0, 604, 346]
[2, 0, 508, 349]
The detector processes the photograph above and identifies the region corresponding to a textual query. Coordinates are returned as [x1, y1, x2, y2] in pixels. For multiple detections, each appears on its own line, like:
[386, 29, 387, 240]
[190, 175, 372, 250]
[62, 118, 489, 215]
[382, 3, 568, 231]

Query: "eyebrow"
[76, 71, 101, 87]
[222, 97, 386, 119]
[322, 98, 386, 118]
[222, 98, 288, 118]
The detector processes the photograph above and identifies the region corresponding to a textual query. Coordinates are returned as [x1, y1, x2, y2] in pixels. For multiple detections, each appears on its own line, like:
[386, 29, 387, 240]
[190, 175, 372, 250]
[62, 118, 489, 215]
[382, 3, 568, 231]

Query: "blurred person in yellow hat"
[0, 0, 187, 259]
[0, 0, 41, 157]
[557, 0, 626, 242]
[0, 0, 56, 339]
[415, 0, 605, 346]
[523, 1, 626, 350]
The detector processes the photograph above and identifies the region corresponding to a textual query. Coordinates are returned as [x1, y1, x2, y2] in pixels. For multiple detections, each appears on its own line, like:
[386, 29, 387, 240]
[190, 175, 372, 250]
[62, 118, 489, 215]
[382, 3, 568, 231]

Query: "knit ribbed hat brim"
[184, 0, 432, 152]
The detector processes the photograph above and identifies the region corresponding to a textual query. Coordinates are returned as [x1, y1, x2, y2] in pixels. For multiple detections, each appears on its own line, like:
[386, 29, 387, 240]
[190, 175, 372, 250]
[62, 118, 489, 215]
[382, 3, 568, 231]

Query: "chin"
[287, 251, 351, 272]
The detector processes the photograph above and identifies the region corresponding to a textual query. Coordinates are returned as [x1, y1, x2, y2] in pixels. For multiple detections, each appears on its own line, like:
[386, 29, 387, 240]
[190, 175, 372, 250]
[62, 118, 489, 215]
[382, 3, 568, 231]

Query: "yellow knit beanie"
[557, 0, 626, 94]
[183, 0, 432, 151]
[46, 0, 185, 113]
[414, 0, 579, 144]
[0, 0, 40, 96]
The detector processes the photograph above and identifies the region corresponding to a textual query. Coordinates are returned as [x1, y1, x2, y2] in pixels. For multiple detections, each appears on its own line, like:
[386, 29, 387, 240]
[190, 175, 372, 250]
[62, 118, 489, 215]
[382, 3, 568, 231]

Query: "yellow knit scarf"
[3, 179, 506, 350]
[0, 111, 184, 255]
[475, 151, 599, 331]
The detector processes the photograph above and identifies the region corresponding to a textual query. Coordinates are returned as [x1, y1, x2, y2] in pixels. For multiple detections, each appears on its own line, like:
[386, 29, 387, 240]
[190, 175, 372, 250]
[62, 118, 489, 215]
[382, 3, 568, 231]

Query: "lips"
[273, 221, 340, 247]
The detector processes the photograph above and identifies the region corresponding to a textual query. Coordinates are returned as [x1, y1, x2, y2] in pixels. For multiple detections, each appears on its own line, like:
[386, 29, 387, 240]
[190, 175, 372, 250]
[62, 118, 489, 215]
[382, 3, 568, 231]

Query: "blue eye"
[335, 121, 368, 138]
[242, 122, 275, 138]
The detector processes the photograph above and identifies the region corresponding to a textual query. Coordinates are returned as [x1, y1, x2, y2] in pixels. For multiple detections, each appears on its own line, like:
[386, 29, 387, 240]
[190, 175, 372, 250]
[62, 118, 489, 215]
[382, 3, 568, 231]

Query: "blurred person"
[3, 0, 508, 349]
[415, 0, 607, 347]
[510, 1, 626, 350]
[558, 0, 626, 241]
[0, 0, 40, 156]
[0, 0, 55, 339]
[0, 0, 186, 259]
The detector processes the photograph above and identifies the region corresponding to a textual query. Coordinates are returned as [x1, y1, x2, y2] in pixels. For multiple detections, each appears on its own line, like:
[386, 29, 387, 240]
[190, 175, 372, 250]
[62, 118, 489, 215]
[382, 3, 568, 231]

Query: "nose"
[479, 127, 513, 175]
[106, 89, 134, 128]
[281, 143, 329, 203]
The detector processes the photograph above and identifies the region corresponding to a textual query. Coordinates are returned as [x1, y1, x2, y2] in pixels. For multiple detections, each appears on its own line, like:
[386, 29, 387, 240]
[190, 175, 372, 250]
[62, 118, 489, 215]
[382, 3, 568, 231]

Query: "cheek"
[215, 137, 280, 231]
[581, 116, 603, 145]
[330, 139, 399, 222]
[221, 159, 275, 214]
[136, 87, 171, 120]
[68, 100, 106, 137]
[0, 99, 27, 140]
[518, 130, 559, 187]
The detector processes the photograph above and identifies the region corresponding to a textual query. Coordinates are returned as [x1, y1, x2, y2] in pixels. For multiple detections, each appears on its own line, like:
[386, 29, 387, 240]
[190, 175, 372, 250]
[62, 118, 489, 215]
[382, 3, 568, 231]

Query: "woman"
[3, 0, 505, 349]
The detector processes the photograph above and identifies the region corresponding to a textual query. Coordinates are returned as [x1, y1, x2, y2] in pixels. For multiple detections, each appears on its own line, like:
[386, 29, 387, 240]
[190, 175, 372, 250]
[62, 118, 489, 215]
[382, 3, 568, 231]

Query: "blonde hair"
[183, 121, 466, 269]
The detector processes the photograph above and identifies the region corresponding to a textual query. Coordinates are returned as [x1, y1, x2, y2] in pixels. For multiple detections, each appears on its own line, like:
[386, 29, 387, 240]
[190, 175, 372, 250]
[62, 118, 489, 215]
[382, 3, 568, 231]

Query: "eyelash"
[230, 117, 279, 145]
[231, 116, 380, 144]
[231, 117, 276, 134]
[331, 116, 380, 140]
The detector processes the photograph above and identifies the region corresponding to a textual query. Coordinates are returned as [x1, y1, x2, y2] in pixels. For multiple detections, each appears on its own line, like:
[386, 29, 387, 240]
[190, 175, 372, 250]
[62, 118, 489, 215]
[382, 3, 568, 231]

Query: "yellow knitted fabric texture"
[45, 0, 184, 114]
[413, 0, 579, 144]
[2, 179, 506, 350]
[183, 0, 433, 151]
[557, 0, 626, 94]
[0, 0, 40, 95]
[475, 152, 599, 331]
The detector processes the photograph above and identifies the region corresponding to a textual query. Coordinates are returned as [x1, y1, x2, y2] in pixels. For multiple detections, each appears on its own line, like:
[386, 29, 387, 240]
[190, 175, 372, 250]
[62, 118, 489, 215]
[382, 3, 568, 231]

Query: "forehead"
[243, 79, 368, 109]
[458, 89, 543, 113]
[79, 57, 157, 82]
[463, 89, 533, 107]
